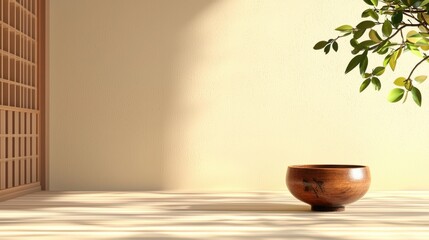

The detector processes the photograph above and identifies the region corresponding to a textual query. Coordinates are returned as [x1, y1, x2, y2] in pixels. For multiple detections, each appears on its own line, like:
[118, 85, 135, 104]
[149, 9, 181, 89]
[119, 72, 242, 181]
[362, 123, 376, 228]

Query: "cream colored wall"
[50, 0, 429, 191]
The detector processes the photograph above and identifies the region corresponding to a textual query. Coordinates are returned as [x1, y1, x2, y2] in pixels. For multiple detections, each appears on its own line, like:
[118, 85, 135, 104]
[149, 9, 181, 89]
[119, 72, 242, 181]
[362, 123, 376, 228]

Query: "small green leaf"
[362, 9, 371, 17]
[421, 0, 429, 6]
[378, 47, 389, 55]
[394, 77, 406, 86]
[414, 0, 423, 7]
[406, 30, 421, 43]
[382, 21, 392, 37]
[360, 78, 371, 92]
[314, 41, 328, 50]
[363, 0, 373, 5]
[335, 25, 354, 32]
[405, 79, 413, 91]
[333, 41, 339, 52]
[372, 40, 389, 53]
[372, 77, 381, 90]
[360, 56, 369, 75]
[362, 9, 379, 20]
[407, 43, 423, 58]
[369, 29, 382, 43]
[356, 21, 376, 30]
[411, 87, 422, 106]
[345, 55, 363, 74]
[389, 48, 402, 71]
[391, 12, 403, 28]
[363, 73, 372, 78]
[324, 45, 331, 54]
[372, 66, 385, 76]
[358, 40, 377, 48]
[369, 10, 379, 21]
[415, 75, 427, 83]
[354, 29, 366, 39]
[387, 88, 405, 102]
[370, 0, 378, 6]
[383, 54, 392, 67]
[350, 39, 358, 47]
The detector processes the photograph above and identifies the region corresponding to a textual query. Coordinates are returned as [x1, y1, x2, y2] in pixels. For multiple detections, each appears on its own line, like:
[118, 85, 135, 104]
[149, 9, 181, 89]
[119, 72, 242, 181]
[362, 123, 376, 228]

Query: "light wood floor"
[0, 191, 428, 239]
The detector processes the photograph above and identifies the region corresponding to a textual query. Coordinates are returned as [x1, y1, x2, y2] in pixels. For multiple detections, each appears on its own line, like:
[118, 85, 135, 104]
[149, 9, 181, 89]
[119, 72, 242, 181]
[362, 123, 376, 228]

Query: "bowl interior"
[289, 164, 367, 170]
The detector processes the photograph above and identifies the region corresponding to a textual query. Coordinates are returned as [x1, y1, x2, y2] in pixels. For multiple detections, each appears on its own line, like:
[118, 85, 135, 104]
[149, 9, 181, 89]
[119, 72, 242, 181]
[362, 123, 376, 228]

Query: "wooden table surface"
[0, 191, 428, 239]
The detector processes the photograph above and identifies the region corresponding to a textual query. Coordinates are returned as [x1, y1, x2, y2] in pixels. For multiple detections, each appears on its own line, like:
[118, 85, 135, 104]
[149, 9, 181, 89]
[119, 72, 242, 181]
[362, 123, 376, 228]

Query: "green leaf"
[369, 29, 382, 43]
[406, 30, 421, 43]
[389, 53, 397, 71]
[363, 0, 373, 5]
[360, 78, 371, 92]
[415, 75, 427, 83]
[372, 40, 389, 53]
[356, 21, 376, 30]
[363, 73, 372, 78]
[333, 41, 339, 52]
[421, 0, 429, 6]
[372, 77, 381, 90]
[389, 48, 402, 71]
[314, 41, 328, 50]
[407, 43, 423, 58]
[358, 40, 377, 48]
[382, 21, 392, 37]
[335, 25, 354, 32]
[360, 56, 369, 75]
[394, 77, 406, 86]
[387, 88, 405, 102]
[345, 55, 363, 74]
[391, 12, 403, 28]
[370, 0, 378, 6]
[362, 9, 371, 17]
[405, 79, 413, 91]
[350, 39, 358, 47]
[362, 9, 379, 20]
[411, 87, 422, 106]
[414, 1, 423, 7]
[378, 47, 389, 55]
[354, 29, 366, 39]
[372, 66, 385, 76]
[383, 54, 392, 67]
[324, 45, 331, 54]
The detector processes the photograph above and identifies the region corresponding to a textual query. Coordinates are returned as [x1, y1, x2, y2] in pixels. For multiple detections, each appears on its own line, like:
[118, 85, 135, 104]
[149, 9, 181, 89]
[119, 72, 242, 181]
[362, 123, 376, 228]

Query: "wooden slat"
[0, 137, 5, 189]
[20, 132, 24, 185]
[30, 111, 35, 182]
[0, 110, 4, 134]
[0, 105, 38, 113]
[6, 156, 12, 187]
[25, 113, 29, 184]
[0, 155, 38, 161]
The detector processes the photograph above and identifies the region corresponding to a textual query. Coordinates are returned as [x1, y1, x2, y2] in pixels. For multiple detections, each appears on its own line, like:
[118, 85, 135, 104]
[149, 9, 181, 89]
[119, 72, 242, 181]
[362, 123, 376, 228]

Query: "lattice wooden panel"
[0, 0, 39, 193]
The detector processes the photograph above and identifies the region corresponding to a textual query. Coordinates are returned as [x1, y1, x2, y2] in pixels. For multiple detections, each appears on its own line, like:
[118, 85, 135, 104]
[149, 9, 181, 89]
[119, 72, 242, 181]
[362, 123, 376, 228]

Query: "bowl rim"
[288, 164, 368, 170]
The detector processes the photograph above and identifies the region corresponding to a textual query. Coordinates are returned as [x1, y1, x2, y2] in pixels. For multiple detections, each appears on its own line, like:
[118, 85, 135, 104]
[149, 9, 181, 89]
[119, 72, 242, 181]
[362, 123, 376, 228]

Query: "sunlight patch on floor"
[0, 191, 428, 240]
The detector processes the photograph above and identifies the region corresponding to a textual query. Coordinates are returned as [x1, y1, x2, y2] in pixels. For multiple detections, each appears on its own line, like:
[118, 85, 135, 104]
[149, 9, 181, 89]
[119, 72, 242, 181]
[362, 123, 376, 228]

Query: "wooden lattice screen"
[0, 0, 42, 200]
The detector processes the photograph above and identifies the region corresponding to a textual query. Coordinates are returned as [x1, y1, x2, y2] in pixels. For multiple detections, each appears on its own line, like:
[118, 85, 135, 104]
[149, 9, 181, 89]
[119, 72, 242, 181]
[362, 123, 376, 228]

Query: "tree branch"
[408, 55, 429, 80]
[369, 25, 407, 51]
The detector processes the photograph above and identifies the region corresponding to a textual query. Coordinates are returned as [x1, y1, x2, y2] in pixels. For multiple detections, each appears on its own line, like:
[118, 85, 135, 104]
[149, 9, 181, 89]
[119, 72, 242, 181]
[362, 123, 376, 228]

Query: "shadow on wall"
[51, 0, 216, 190]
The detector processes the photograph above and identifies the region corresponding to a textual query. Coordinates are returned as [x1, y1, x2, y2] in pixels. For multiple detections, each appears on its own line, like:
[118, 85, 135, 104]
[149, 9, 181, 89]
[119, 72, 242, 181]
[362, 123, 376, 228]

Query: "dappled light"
[0, 191, 428, 239]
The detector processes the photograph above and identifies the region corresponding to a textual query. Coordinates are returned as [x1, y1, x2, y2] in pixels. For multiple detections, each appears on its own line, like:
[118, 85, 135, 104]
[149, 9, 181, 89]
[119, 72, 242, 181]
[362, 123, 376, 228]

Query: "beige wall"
[50, 0, 429, 191]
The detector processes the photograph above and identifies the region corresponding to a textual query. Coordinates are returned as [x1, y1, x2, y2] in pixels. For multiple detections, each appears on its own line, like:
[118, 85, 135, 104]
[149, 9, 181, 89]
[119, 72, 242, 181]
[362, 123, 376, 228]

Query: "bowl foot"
[311, 205, 345, 212]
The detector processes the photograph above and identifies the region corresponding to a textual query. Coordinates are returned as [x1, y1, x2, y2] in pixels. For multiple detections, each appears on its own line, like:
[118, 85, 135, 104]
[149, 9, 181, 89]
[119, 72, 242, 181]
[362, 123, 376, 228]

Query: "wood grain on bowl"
[286, 165, 370, 212]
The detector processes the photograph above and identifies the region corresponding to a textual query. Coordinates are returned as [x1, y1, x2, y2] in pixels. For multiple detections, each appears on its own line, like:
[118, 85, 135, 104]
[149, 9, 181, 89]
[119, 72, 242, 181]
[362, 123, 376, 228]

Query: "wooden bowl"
[286, 165, 370, 211]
